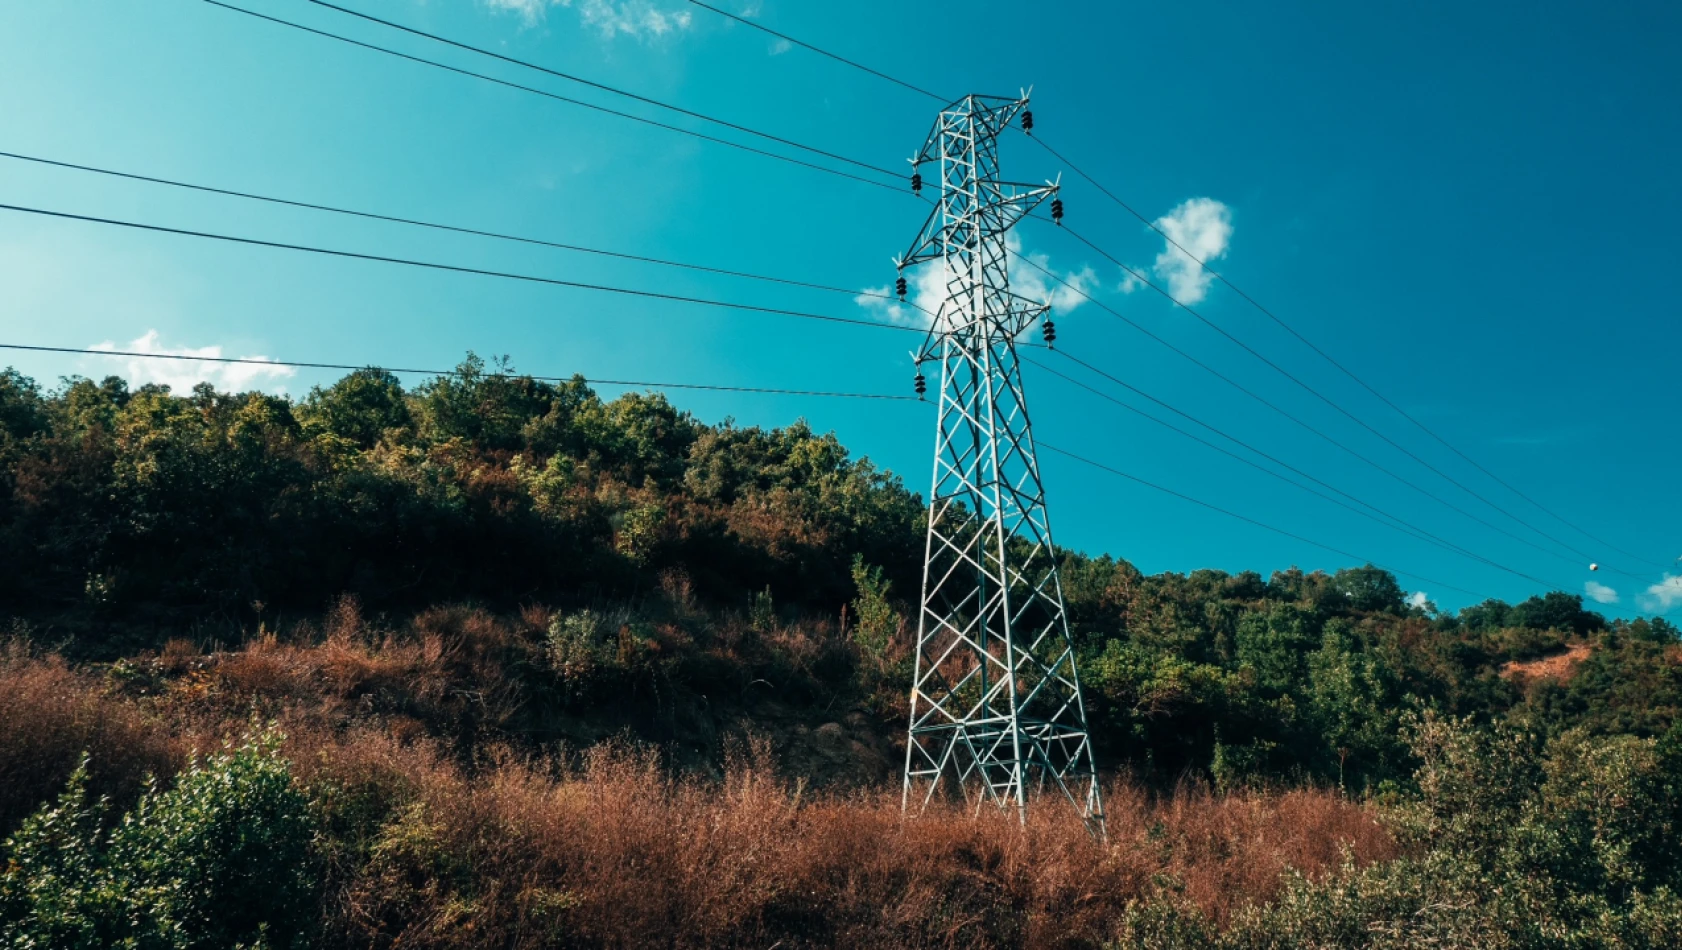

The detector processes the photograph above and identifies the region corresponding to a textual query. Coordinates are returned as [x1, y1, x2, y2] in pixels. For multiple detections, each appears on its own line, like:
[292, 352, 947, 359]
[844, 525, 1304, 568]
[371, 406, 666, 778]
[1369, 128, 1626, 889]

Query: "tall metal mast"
[897, 93, 1103, 832]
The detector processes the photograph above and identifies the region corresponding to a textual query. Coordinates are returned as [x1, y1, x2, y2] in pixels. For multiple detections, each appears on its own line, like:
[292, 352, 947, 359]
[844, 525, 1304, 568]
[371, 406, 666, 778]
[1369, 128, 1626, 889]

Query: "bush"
[848, 555, 900, 665]
[0, 732, 320, 950]
[1209, 715, 1682, 949]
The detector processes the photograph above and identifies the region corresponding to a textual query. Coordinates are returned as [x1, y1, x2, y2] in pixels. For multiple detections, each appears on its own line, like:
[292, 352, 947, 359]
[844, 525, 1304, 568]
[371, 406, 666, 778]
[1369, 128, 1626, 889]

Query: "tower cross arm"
[899, 181, 1059, 272]
[898, 202, 946, 271]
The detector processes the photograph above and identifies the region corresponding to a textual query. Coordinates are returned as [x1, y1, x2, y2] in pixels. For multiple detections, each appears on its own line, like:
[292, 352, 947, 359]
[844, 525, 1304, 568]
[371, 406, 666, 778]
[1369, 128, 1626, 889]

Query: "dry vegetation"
[0, 613, 1393, 949]
[1500, 640, 1596, 688]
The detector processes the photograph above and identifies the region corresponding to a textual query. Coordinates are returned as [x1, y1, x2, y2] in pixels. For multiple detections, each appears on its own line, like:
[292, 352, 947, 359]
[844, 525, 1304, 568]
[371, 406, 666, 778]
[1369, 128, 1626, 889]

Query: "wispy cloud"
[855, 260, 950, 329]
[768, 38, 792, 55]
[1007, 233, 1097, 313]
[1640, 575, 1682, 614]
[1152, 197, 1232, 305]
[88, 331, 295, 393]
[1585, 580, 1620, 605]
[855, 236, 1095, 332]
[1407, 591, 1432, 611]
[484, 0, 693, 39]
[483, 0, 560, 25]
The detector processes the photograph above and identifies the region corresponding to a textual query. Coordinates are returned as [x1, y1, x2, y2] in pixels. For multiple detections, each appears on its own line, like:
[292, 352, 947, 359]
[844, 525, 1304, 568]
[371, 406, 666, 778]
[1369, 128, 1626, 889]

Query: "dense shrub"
[1112, 715, 1682, 949]
[0, 734, 319, 949]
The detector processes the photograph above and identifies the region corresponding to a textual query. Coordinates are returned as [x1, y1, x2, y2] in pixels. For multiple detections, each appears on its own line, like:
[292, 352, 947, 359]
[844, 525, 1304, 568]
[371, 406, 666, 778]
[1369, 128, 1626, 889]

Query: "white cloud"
[855, 260, 950, 329]
[1640, 575, 1682, 614]
[1151, 197, 1232, 306]
[1585, 580, 1620, 605]
[1407, 591, 1430, 610]
[484, 0, 693, 39]
[87, 331, 295, 394]
[1007, 233, 1098, 314]
[855, 236, 1095, 333]
[568, 0, 692, 39]
[482, 0, 560, 24]
[1118, 268, 1145, 295]
[768, 38, 793, 55]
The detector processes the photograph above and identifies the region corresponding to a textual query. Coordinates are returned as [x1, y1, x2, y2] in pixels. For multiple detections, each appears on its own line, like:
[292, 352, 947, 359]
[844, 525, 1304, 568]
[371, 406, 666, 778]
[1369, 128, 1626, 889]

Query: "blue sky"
[2, 0, 1678, 617]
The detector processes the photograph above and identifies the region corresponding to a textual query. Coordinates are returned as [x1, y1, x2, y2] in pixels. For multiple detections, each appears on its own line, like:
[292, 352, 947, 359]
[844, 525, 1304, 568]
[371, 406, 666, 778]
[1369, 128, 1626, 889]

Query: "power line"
[661, 5, 1660, 575]
[292, 0, 901, 178]
[0, 150, 925, 313]
[198, 0, 905, 195]
[0, 201, 925, 336]
[683, 0, 946, 102]
[1047, 220, 1635, 578]
[0, 342, 920, 401]
[1026, 134, 1668, 572]
[4, 336, 1498, 599]
[1009, 250, 1619, 578]
[1027, 351, 1565, 589]
[1036, 440, 1486, 600]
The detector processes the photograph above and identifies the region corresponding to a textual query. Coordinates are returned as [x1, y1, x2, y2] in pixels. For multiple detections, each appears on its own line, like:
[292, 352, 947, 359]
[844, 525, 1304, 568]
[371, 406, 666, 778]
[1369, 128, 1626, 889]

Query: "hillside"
[4, 361, 1682, 948]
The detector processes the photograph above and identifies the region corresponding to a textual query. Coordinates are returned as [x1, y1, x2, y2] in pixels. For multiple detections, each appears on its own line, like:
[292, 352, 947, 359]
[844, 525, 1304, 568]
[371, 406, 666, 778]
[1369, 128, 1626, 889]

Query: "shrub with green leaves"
[849, 555, 900, 665]
[0, 734, 319, 950]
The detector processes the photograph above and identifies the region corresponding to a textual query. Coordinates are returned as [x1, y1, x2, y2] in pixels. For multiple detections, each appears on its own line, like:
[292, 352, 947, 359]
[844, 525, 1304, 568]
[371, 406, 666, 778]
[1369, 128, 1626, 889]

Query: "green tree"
[298, 367, 411, 449]
[1510, 591, 1604, 635]
[0, 369, 48, 442]
[1324, 564, 1405, 614]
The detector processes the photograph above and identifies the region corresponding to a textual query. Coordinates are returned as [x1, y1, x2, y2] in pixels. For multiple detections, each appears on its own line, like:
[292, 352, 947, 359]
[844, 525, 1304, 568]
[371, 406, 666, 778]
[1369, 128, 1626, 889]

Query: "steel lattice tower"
[896, 93, 1103, 831]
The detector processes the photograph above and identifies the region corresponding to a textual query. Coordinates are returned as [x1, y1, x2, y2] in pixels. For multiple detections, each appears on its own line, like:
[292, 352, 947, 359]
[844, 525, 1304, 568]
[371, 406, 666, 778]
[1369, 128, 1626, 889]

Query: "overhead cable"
[0, 202, 922, 336]
[683, 0, 946, 102]
[292, 0, 902, 178]
[1028, 352, 1565, 589]
[5, 338, 1498, 599]
[1010, 251, 1621, 577]
[1048, 220, 1634, 577]
[0, 342, 920, 400]
[1037, 440, 1485, 599]
[668, 3, 1658, 573]
[198, 0, 904, 194]
[1026, 133, 1667, 571]
[0, 150, 923, 312]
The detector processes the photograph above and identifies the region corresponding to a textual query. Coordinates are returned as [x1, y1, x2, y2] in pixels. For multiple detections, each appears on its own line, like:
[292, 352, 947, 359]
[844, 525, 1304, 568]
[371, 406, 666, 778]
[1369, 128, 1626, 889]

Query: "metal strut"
[896, 93, 1103, 836]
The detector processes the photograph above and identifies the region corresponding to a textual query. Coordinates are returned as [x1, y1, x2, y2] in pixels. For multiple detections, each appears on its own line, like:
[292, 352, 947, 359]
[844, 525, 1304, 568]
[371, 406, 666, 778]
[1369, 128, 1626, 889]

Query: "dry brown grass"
[0, 641, 183, 835]
[0, 617, 1396, 949]
[296, 737, 1392, 949]
[198, 600, 525, 745]
[1501, 640, 1595, 688]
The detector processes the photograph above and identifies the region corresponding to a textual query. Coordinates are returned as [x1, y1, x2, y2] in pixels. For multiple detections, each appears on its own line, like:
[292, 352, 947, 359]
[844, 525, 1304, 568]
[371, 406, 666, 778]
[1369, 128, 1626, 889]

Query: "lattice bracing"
[897, 94, 1103, 833]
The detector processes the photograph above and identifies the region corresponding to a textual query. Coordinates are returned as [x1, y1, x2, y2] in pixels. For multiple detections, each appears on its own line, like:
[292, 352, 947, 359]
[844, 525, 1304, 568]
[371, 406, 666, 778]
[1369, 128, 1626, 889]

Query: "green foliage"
[749, 586, 777, 634]
[1224, 715, 1682, 949]
[0, 735, 319, 949]
[297, 368, 410, 449]
[546, 609, 611, 690]
[849, 555, 900, 663]
[0, 357, 920, 617]
[1510, 591, 1606, 636]
[1111, 716, 1682, 948]
[1324, 564, 1406, 614]
[0, 759, 128, 950]
[0, 369, 48, 443]
[614, 502, 667, 565]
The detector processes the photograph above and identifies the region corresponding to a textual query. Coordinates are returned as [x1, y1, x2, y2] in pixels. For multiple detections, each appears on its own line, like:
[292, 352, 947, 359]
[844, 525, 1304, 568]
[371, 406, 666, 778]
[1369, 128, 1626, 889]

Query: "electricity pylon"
[896, 93, 1103, 833]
